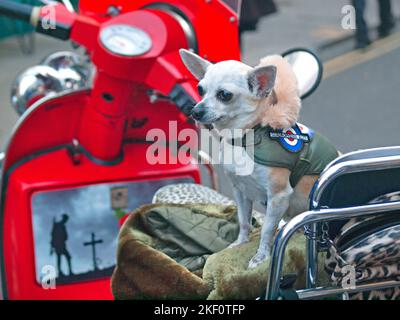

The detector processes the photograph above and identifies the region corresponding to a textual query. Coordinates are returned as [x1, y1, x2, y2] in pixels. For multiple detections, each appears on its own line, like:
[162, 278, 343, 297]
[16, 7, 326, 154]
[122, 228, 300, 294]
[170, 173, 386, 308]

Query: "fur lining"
[111, 203, 315, 300]
[257, 55, 301, 129]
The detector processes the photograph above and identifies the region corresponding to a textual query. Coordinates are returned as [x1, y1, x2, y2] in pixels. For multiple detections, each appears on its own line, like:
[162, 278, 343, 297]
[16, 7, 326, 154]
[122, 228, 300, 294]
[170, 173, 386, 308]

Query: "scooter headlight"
[10, 51, 92, 115]
[11, 65, 64, 115]
[41, 51, 92, 90]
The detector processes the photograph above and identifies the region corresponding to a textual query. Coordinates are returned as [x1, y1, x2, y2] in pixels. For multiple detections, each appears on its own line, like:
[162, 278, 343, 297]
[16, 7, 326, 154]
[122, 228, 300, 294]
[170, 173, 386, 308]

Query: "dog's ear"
[247, 65, 277, 98]
[179, 49, 212, 80]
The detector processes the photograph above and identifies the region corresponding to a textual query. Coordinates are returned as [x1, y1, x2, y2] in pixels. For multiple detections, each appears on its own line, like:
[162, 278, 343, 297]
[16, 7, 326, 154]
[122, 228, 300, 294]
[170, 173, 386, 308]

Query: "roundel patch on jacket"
[268, 123, 314, 153]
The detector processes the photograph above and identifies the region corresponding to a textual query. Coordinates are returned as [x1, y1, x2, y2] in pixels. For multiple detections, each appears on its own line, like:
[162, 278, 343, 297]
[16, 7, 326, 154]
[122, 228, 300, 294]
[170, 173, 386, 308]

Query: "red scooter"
[0, 0, 241, 299]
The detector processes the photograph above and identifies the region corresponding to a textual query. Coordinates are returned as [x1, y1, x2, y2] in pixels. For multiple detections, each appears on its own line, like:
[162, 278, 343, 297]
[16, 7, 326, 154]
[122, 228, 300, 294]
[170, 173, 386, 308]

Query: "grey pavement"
[242, 0, 400, 64]
[301, 45, 400, 154]
[242, 0, 352, 64]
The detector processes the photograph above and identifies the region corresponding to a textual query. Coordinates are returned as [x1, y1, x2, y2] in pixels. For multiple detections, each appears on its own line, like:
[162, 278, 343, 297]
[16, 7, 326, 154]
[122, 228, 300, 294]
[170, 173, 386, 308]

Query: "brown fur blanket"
[111, 204, 310, 300]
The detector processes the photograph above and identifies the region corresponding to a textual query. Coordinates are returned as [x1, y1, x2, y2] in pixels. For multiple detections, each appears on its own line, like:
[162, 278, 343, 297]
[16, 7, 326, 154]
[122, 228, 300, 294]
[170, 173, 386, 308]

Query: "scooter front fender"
[1, 89, 90, 175]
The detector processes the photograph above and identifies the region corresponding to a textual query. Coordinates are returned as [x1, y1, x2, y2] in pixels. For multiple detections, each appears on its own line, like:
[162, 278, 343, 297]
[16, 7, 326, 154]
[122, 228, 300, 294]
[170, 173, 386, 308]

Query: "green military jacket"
[242, 124, 338, 187]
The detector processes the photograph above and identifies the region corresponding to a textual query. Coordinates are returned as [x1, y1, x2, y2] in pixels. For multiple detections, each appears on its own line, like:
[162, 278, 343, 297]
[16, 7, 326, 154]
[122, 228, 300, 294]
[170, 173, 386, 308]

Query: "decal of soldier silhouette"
[32, 179, 191, 285]
[50, 214, 73, 277]
[46, 211, 113, 284]
[50, 214, 106, 279]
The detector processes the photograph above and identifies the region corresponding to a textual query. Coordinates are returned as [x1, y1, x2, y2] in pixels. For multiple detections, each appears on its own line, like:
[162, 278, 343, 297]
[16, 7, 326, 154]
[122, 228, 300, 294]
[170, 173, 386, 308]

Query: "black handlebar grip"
[169, 85, 197, 117]
[0, 1, 72, 40]
[0, 0, 35, 23]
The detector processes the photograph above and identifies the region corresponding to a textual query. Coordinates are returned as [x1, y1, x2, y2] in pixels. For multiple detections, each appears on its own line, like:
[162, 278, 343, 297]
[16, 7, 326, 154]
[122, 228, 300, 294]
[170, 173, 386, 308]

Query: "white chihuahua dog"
[179, 49, 339, 269]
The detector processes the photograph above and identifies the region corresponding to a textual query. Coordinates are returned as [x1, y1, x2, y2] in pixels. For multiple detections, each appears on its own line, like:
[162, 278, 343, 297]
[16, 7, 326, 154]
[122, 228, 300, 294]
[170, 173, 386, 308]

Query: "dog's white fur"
[179, 49, 321, 269]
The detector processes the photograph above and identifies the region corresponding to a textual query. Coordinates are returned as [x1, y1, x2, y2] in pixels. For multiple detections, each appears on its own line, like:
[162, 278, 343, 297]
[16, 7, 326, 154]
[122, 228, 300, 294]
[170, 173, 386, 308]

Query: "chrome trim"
[61, 0, 75, 13]
[323, 146, 400, 174]
[144, 3, 198, 52]
[266, 200, 400, 300]
[11, 65, 64, 115]
[282, 48, 323, 100]
[165, 9, 197, 51]
[311, 152, 400, 209]
[304, 146, 400, 292]
[305, 223, 318, 288]
[12, 51, 92, 115]
[297, 279, 400, 300]
[0, 152, 4, 187]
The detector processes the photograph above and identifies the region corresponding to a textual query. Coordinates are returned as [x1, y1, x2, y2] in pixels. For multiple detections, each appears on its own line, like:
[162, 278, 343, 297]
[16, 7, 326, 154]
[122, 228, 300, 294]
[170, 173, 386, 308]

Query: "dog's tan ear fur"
[179, 49, 212, 80]
[257, 55, 301, 130]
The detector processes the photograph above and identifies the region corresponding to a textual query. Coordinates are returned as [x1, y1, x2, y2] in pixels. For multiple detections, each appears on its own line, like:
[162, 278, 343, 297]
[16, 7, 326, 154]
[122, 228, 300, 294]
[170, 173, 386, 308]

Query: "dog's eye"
[198, 85, 205, 97]
[216, 89, 233, 102]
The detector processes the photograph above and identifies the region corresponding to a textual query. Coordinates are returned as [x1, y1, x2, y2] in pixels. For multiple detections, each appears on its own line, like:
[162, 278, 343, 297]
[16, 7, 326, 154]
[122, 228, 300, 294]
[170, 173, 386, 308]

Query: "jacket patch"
[268, 123, 314, 153]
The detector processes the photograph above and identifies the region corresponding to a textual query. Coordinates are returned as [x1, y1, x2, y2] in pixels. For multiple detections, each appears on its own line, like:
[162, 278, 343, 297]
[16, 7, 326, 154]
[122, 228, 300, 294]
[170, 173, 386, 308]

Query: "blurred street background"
[0, 0, 399, 158]
[239, 0, 400, 153]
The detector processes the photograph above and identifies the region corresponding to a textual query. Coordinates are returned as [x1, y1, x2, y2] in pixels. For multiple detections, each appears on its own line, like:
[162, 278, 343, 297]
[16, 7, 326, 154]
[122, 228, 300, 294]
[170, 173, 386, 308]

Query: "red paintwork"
[4, 144, 199, 300]
[77, 0, 240, 62]
[1, 0, 240, 299]
[3, 91, 88, 171]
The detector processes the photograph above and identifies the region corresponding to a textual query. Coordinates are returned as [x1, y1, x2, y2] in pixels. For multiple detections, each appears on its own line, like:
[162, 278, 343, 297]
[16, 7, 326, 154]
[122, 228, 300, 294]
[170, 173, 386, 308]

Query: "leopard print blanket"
[324, 191, 400, 300]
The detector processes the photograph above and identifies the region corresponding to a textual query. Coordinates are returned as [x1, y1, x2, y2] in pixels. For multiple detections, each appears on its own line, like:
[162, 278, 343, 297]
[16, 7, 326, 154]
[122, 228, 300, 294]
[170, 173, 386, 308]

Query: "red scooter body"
[0, 0, 240, 299]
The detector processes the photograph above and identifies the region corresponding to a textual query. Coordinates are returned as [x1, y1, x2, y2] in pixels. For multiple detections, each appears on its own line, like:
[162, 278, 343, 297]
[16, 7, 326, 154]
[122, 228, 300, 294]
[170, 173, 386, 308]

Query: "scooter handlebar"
[0, 0, 73, 40]
[0, 0, 36, 23]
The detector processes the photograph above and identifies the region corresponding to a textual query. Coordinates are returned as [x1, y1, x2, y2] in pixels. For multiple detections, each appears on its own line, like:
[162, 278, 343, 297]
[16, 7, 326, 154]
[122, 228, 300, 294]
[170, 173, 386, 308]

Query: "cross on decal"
[83, 232, 104, 271]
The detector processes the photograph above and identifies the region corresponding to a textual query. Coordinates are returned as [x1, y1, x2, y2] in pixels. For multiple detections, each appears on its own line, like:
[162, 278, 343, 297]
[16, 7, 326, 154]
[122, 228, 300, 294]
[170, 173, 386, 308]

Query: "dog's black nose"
[191, 106, 206, 121]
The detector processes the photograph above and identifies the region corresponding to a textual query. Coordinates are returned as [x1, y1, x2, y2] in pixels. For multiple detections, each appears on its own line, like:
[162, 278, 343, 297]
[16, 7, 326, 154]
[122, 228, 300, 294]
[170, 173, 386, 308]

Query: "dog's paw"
[248, 252, 270, 269]
[228, 238, 249, 249]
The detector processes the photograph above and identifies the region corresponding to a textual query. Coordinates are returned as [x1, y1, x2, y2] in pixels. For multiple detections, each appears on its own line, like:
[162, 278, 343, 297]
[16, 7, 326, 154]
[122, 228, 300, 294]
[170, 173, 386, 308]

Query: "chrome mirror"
[0, 151, 5, 179]
[282, 48, 323, 99]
